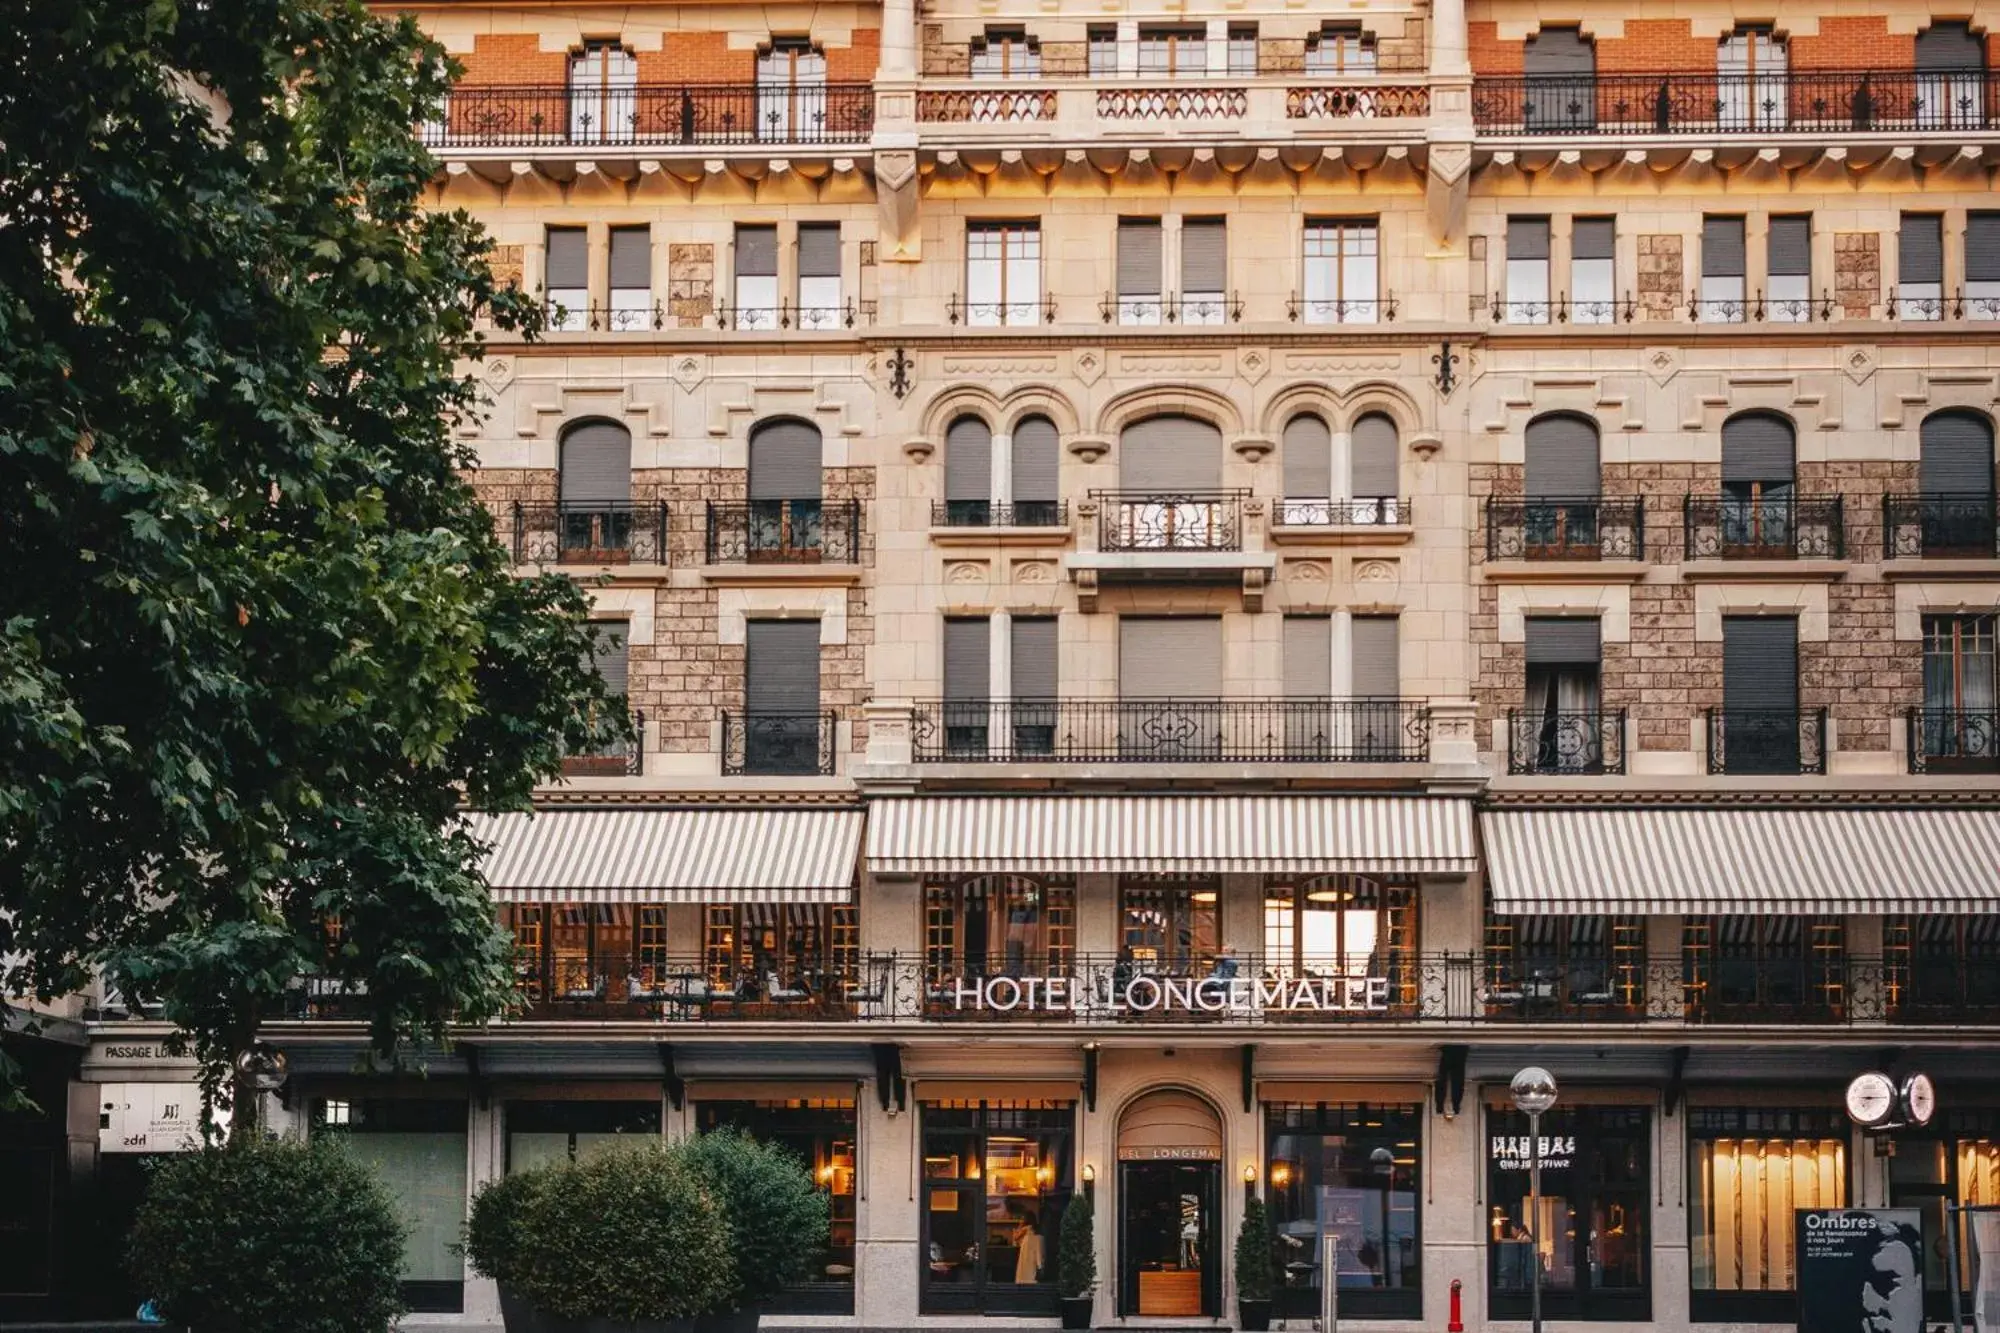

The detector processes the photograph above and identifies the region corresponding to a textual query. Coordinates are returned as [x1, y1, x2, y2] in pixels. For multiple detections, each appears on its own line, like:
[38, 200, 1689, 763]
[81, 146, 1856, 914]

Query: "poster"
[1973, 1210, 2000, 1333]
[1795, 1208, 1925, 1333]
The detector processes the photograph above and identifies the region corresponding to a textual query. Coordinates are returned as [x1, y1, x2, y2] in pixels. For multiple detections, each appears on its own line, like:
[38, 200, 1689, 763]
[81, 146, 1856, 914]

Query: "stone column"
[1429, 0, 1469, 77]
[856, 1096, 920, 1325]
[991, 431, 1013, 507]
[879, 0, 917, 79]
[1331, 611, 1355, 697]
[989, 609, 1013, 747]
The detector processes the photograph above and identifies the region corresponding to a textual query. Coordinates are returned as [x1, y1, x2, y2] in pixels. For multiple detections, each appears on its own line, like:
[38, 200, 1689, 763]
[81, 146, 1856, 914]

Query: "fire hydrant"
[1448, 1277, 1464, 1332]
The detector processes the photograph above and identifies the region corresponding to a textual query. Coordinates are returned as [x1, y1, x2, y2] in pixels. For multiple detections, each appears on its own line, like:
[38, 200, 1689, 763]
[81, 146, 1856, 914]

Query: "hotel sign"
[949, 974, 1393, 1015]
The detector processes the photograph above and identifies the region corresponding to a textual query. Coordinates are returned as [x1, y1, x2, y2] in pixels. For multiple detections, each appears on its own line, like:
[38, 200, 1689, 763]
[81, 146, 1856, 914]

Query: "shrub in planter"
[126, 1135, 407, 1333]
[677, 1128, 831, 1307]
[1057, 1192, 1096, 1330]
[1233, 1195, 1277, 1332]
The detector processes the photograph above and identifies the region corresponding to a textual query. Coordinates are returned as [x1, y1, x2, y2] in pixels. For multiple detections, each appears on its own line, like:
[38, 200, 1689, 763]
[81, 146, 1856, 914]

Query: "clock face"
[1846, 1072, 1898, 1127]
[1902, 1073, 1937, 1127]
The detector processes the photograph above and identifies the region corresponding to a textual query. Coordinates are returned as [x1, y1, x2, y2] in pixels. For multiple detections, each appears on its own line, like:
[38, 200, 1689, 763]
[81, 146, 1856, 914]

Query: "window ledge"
[929, 525, 1074, 548]
[1881, 557, 2000, 580]
[1268, 523, 1414, 547]
[515, 561, 673, 584]
[699, 563, 865, 587]
[1679, 559, 1849, 583]
[1480, 559, 1649, 584]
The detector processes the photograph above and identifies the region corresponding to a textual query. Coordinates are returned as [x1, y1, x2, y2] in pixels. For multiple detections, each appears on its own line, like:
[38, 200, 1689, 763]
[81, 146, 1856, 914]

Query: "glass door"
[568, 42, 637, 143]
[757, 40, 827, 142]
[1119, 1161, 1220, 1316]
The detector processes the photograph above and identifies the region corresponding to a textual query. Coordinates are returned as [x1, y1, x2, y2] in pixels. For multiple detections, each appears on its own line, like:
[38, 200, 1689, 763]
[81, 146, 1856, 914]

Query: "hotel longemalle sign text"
[950, 972, 1393, 1015]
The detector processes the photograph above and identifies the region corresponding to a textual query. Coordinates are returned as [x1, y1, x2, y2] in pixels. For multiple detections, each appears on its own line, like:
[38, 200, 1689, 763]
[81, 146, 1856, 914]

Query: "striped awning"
[866, 795, 1476, 874]
[466, 808, 862, 903]
[1482, 807, 2000, 914]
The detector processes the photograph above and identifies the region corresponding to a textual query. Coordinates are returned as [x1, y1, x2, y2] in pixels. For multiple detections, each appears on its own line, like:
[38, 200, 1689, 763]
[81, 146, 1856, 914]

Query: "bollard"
[1448, 1277, 1464, 1332]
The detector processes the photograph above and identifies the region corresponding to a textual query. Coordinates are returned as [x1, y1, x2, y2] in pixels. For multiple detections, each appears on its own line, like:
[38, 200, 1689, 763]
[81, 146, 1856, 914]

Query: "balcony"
[1907, 707, 2000, 774]
[721, 709, 839, 776]
[1285, 293, 1398, 324]
[1681, 495, 1845, 561]
[1472, 69, 2000, 138]
[509, 501, 669, 566]
[1705, 707, 1828, 775]
[1477, 957, 1650, 1021]
[1507, 708, 1627, 775]
[1099, 293, 1246, 325]
[1271, 496, 1407, 530]
[1484, 498, 1646, 562]
[1094, 490, 1244, 552]
[1489, 294, 1638, 325]
[705, 499, 862, 565]
[711, 299, 872, 332]
[559, 708, 646, 778]
[1882, 494, 2000, 559]
[930, 500, 1068, 529]
[907, 698, 1430, 764]
[423, 84, 875, 151]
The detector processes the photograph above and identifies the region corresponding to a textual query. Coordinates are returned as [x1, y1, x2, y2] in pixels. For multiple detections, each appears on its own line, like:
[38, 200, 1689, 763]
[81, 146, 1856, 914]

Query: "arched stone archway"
[1116, 1087, 1225, 1318]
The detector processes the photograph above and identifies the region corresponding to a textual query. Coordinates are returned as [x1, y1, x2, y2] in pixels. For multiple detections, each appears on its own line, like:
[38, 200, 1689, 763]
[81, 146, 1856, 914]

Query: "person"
[1211, 947, 1239, 980]
[1011, 1211, 1043, 1283]
[1860, 1218, 1924, 1333]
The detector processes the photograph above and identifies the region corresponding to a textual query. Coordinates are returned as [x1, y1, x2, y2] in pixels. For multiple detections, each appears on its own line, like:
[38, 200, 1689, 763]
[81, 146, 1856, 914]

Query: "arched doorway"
[1117, 1088, 1224, 1318]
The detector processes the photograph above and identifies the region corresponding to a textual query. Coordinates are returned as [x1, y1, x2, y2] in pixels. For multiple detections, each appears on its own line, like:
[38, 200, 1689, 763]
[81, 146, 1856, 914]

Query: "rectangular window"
[1921, 614, 1998, 767]
[607, 226, 651, 331]
[1282, 616, 1331, 698]
[1701, 216, 1747, 322]
[1263, 880, 1417, 1001]
[1571, 217, 1615, 324]
[699, 901, 858, 996]
[1886, 916, 2000, 1020]
[921, 1102, 1074, 1314]
[1010, 617, 1059, 756]
[734, 224, 779, 330]
[1265, 1102, 1422, 1320]
[743, 619, 822, 775]
[1767, 215, 1812, 322]
[1969, 212, 2000, 320]
[1180, 217, 1228, 325]
[1116, 218, 1164, 325]
[942, 616, 992, 756]
[1899, 213, 1945, 320]
[1087, 25, 1119, 76]
[1304, 25, 1376, 74]
[1351, 615, 1400, 699]
[923, 878, 1075, 983]
[1683, 916, 1845, 1020]
[1688, 1108, 1847, 1311]
[1118, 876, 1220, 966]
[1487, 1106, 1651, 1321]
[1482, 913, 1644, 1014]
[1717, 29, 1788, 131]
[796, 223, 842, 329]
[970, 27, 1040, 79]
[1302, 219, 1379, 324]
[698, 1100, 858, 1303]
[1505, 217, 1551, 323]
[1138, 26, 1206, 77]
[1889, 1109, 2000, 1301]
[507, 1100, 662, 1174]
[544, 226, 588, 332]
[1227, 23, 1259, 75]
[1522, 617, 1604, 774]
[965, 221, 1041, 327]
[1720, 615, 1801, 773]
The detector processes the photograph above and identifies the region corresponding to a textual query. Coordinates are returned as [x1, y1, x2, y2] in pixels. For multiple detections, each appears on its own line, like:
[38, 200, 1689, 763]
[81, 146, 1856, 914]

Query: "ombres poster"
[1795, 1209, 1925, 1333]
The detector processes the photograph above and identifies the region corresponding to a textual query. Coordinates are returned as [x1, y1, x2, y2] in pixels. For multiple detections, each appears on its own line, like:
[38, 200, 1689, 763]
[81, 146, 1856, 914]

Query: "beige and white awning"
[1481, 807, 2000, 914]
[866, 795, 1476, 874]
[466, 808, 863, 903]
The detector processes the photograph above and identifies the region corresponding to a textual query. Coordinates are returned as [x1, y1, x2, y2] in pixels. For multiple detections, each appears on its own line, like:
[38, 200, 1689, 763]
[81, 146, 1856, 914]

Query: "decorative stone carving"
[1013, 560, 1056, 584]
[1075, 347, 1105, 386]
[946, 561, 988, 584]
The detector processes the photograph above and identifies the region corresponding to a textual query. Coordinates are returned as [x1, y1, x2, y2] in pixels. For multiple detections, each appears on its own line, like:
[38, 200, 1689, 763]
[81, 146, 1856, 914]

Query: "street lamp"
[1510, 1066, 1559, 1333]
[1370, 1146, 1396, 1286]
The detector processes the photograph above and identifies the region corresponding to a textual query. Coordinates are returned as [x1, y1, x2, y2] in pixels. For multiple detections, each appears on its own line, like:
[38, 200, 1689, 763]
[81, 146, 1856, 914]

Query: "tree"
[0, 0, 622, 1128]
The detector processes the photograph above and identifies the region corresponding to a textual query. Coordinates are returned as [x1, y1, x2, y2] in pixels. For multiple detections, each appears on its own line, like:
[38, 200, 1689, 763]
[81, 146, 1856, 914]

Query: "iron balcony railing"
[712, 298, 872, 331]
[541, 298, 667, 333]
[721, 709, 839, 776]
[1099, 292, 1246, 324]
[1285, 293, 1398, 323]
[1908, 707, 2000, 774]
[1507, 708, 1627, 775]
[1272, 496, 1406, 527]
[510, 501, 669, 565]
[1706, 707, 1829, 775]
[930, 500, 1069, 529]
[1484, 497, 1646, 561]
[1887, 955, 2000, 1023]
[1881, 493, 2000, 558]
[559, 708, 645, 778]
[1092, 489, 1247, 552]
[1490, 293, 1638, 324]
[704, 499, 862, 564]
[1471, 68, 2000, 136]
[422, 84, 876, 148]
[908, 697, 1431, 763]
[946, 294, 1059, 326]
[1681, 494, 1845, 560]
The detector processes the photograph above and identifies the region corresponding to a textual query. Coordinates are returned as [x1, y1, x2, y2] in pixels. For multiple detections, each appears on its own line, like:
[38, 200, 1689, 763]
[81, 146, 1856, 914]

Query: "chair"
[766, 970, 810, 1003]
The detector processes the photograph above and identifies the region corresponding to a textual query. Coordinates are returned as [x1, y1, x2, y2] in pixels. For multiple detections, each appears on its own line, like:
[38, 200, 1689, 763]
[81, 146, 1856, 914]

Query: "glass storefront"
[1487, 1105, 1650, 1321]
[1264, 1102, 1422, 1319]
[1888, 1107, 2000, 1320]
[1687, 1107, 1847, 1321]
[696, 1099, 857, 1314]
[1120, 876, 1220, 969]
[313, 1099, 468, 1313]
[506, 1100, 661, 1173]
[921, 1100, 1074, 1315]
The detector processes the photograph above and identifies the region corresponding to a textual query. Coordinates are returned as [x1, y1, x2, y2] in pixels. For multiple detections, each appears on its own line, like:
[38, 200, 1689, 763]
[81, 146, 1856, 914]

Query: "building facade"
[50, 0, 2000, 1328]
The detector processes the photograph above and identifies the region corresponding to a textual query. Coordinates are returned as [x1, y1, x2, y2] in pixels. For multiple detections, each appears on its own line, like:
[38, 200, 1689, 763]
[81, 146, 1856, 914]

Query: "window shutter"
[559, 421, 633, 504]
[1119, 617, 1222, 698]
[1702, 217, 1746, 278]
[1721, 414, 1797, 485]
[747, 419, 823, 501]
[1921, 412, 1997, 496]
[1350, 413, 1400, 499]
[1283, 617, 1332, 698]
[945, 417, 993, 503]
[1011, 617, 1058, 700]
[1902, 215, 1945, 285]
[1572, 218, 1614, 261]
[1722, 616, 1798, 712]
[1012, 416, 1061, 504]
[1524, 28, 1594, 76]
[1916, 21, 1984, 69]
[545, 228, 587, 288]
[1350, 616, 1401, 698]
[1523, 415, 1601, 499]
[608, 227, 650, 289]
[1508, 217, 1551, 261]
[1282, 415, 1333, 499]
[746, 620, 821, 714]
[1117, 219, 1164, 297]
[798, 224, 841, 278]
[944, 618, 991, 701]
[735, 225, 778, 278]
[1968, 214, 2000, 283]
[592, 622, 631, 697]
[1768, 216, 1811, 276]
[1181, 218, 1227, 292]
[1524, 617, 1601, 666]
[1119, 415, 1223, 491]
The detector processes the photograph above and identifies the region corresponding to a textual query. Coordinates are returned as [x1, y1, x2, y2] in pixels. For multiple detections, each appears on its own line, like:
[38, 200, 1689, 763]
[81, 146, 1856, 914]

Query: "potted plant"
[1234, 1195, 1276, 1332]
[1057, 1192, 1096, 1330]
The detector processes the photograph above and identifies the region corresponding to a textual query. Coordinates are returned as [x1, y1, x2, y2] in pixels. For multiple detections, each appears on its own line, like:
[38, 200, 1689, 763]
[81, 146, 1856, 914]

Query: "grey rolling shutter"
[545, 228, 587, 288]
[1969, 214, 2000, 283]
[1572, 218, 1614, 261]
[591, 622, 630, 697]
[559, 421, 633, 504]
[1182, 218, 1226, 292]
[1524, 27, 1593, 75]
[1721, 414, 1796, 485]
[608, 227, 650, 289]
[1921, 412, 1997, 496]
[1917, 21, 1983, 69]
[1508, 217, 1551, 261]
[1902, 215, 1944, 285]
[1011, 617, 1058, 700]
[1350, 615, 1401, 698]
[1120, 415, 1223, 491]
[1012, 416, 1060, 504]
[798, 224, 841, 278]
[1768, 216, 1811, 276]
[1350, 413, 1400, 498]
[1722, 616, 1798, 712]
[1523, 415, 1601, 499]
[945, 417, 993, 503]
[1117, 219, 1163, 297]
[747, 419, 822, 501]
[1703, 217, 1746, 278]
[1282, 616, 1332, 698]
[943, 618, 991, 701]
[1525, 617, 1601, 665]
[745, 620, 821, 714]
[1282, 415, 1333, 498]
[735, 225, 778, 278]
[1119, 617, 1222, 698]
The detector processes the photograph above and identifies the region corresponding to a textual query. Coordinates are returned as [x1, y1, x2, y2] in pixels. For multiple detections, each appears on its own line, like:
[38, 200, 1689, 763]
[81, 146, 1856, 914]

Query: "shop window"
[1683, 916, 1843, 1021]
[1483, 913, 1644, 1016]
[924, 876, 1076, 993]
[1688, 1107, 1847, 1322]
[1889, 1108, 2000, 1318]
[1265, 1102, 1422, 1319]
[1885, 915, 2000, 1017]
[1119, 875, 1220, 970]
[921, 1101, 1075, 1315]
[312, 1099, 469, 1313]
[698, 1100, 858, 1313]
[507, 1100, 662, 1174]
[1263, 878, 1417, 1008]
[1486, 1105, 1650, 1321]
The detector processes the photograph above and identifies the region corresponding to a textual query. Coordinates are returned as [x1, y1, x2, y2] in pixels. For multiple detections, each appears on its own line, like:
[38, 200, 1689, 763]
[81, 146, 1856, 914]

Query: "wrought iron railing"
[1681, 494, 1845, 560]
[1507, 708, 1627, 775]
[1907, 707, 2000, 774]
[1092, 490, 1247, 552]
[1100, 292, 1246, 325]
[1881, 493, 2000, 558]
[513, 954, 864, 1021]
[908, 697, 1431, 763]
[720, 709, 839, 776]
[1484, 497, 1646, 561]
[510, 501, 669, 565]
[1471, 69, 2000, 136]
[560, 709, 645, 778]
[1490, 293, 1638, 324]
[1478, 958, 1652, 1020]
[421, 84, 877, 148]
[704, 499, 862, 564]
[946, 294, 1059, 325]
[712, 299, 872, 331]
[930, 500, 1069, 528]
[1705, 707, 1828, 775]
[540, 298, 667, 332]
[1285, 293, 1398, 323]
[1272, 496, 1406, 527]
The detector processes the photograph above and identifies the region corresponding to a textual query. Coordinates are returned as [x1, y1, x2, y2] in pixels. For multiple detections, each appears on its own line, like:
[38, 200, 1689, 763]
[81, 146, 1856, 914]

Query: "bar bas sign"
[950, 974, 1393, 1014]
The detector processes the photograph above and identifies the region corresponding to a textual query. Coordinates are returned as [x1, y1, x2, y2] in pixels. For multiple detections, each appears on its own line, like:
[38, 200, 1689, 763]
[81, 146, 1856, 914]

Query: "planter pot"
[497, 1284, 545, 1333]
[1060, 1294, 1094, 1329]
[1237, 1297, 1273, 1331]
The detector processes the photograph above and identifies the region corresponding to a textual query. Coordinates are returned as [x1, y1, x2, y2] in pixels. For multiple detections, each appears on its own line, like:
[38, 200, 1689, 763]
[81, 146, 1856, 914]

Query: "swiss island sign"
[949, 973, 1393, 1015]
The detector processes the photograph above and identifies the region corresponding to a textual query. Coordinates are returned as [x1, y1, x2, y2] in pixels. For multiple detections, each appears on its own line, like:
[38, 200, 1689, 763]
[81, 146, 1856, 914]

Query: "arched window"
[1914, 410, 1998, 557]
[1520, 413, 1604, 558]
[557, 420, 633, 559]
[1350, 412, 1401, 522]
[1115, 414, 1225, 549]
[566, 41, 637, 144]
[1011, 415, 1061, 526]
[943, 415, 993, 525]
[1719, 412, 1797, 552]
[747, 418, 824, 558]
[1280, 413, 1333, 522]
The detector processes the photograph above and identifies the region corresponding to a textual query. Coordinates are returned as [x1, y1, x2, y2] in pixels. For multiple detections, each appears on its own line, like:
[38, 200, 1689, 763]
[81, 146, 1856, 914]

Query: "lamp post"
[1510, 1066, 1559, 1333]
[1369, 1146, 1395, 1286]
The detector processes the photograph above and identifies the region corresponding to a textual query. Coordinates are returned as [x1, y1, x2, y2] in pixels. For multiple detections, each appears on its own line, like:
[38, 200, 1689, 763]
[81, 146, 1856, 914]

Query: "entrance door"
[1119, 1161, 1220, 1317]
